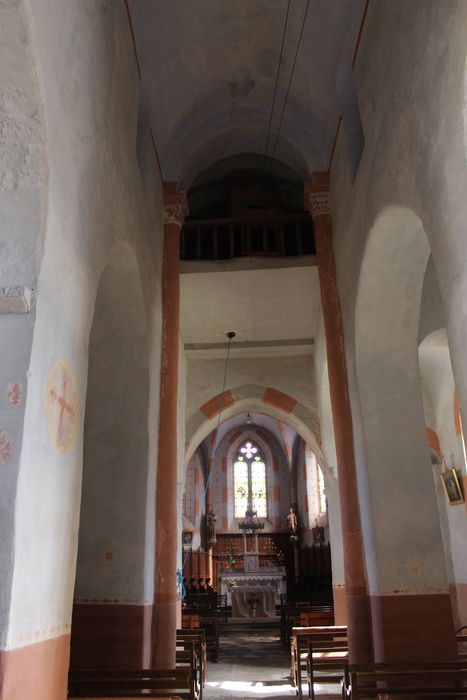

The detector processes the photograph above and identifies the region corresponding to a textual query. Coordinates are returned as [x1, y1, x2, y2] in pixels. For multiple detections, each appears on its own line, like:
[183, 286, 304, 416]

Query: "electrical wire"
[267, 0, 310, 171]
[262, 0, 291, 172]
[180, 332, 235, 578]
[203, 332, 235, 499]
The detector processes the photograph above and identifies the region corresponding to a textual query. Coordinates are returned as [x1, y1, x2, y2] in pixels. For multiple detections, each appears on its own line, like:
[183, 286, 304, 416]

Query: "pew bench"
[176, 643, 201, 700]
[68, 667, 194, 699]
[306, 638, 348, 700]
[342, 661, 467, 699]
[183, 608, 220, 662]
[458, 627, 467, 657]
[182, 614, 200, 629]
[281, 605, 334, 646]
[177, 629, 207, 687]
[290, 625, 347, 699]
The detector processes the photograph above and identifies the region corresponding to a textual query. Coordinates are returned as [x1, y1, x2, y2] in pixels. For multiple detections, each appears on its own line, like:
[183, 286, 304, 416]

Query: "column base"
[449, 582, 467, 630]
[0, 634, 69, 700]
[332, 585, 347, 625]
[70, 603, 152, 669]
[346, 591, 373, 663]
[370, 592, 457, 661]
[152, 598, 177, 669]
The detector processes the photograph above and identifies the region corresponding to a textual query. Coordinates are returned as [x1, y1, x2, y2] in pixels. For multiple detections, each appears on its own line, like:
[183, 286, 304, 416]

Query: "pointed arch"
[185, 382, 330, 483]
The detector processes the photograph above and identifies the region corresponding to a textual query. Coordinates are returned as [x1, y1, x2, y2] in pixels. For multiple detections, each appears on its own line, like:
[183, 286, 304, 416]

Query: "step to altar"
[220, 617, 280, 634]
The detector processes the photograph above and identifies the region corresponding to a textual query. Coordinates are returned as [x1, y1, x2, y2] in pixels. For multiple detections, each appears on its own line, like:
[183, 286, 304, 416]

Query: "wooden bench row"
[182, 608, 222, 661]
[69, 628, 206, 700]
[458, 626, 467, 657]
[342, 661, 467, 698]
[68, 668, 193, 699]
[281, 604, 334, 646]
[291, 626, 467, 699]
[291, 625, 348, 700]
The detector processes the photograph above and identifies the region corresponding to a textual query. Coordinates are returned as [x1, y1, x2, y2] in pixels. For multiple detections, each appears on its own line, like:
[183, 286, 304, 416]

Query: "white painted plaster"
[312, 313, 344, 586]
[129, 0, 365, 185]
[180, 265, 320, 346]
[329, 0, 467, 598]
[74, 244, 151, 605]
[186, 356, 317, 428]
[419, 331, 467, 592]
[3, 0, 165, 651]
[0, 0, 47, 650]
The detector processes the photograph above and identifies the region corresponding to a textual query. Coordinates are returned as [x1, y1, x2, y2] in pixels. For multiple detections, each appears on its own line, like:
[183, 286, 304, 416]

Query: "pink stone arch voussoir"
[185, 383, 328, 478]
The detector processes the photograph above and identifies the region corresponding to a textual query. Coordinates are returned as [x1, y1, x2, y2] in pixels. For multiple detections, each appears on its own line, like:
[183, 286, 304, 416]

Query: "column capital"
[304, 171, 330, 219]
[163, 181, 188, 227]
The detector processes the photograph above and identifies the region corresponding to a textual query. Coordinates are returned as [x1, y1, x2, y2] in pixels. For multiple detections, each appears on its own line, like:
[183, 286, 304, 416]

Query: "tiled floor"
[203, 629, 340, 699]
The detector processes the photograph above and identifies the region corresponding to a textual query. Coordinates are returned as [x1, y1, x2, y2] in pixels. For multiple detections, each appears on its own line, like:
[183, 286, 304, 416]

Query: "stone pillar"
[293, 540, 300, 583]
[205, 475, 214, 585]
[152, 183, 187, 669]
[305, 172, 372, 663]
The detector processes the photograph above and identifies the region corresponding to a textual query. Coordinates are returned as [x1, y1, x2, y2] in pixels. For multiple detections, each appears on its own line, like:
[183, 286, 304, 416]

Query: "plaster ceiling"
[129, 0, 366, 187]
[180, 263, 319, 348]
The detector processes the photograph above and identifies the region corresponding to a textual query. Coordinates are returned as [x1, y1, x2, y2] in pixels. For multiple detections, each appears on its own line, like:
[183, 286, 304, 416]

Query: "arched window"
[317, 463, 326, 514]
[234, 441, 267, 518]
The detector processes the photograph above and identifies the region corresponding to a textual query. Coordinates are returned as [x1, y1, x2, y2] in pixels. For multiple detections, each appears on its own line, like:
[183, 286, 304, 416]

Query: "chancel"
[1, 1, 467, 699]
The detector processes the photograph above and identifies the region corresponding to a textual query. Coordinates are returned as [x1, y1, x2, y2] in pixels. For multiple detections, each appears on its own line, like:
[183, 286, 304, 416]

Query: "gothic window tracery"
[233, 441, 267, 518]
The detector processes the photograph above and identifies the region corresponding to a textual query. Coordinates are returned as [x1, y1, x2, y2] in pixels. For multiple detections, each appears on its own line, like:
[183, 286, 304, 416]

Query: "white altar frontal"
[219, 568, 286, 618]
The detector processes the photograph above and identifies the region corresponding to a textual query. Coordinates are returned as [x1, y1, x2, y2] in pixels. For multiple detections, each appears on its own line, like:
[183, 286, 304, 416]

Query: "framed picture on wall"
[182, 530, 193, 550]
[440, 468, 464, 505]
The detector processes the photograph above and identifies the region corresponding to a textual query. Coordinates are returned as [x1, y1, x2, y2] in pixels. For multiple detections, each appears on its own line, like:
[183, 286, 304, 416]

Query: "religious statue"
[312, 517, 325, 544]
[205, 509, 217, 547]
[287, 506, 298, 540]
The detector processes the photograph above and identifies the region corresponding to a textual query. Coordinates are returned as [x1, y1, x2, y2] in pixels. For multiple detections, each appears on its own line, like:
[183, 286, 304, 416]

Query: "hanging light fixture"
[238, 502, 265, 536]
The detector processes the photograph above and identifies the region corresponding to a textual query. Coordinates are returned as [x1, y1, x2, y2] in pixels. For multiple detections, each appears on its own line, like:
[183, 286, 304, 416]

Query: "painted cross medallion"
[46, 359, 78, 452]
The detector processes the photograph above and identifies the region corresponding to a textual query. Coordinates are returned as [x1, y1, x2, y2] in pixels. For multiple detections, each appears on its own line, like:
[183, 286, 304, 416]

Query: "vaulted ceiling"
[129, 0, 365, 188]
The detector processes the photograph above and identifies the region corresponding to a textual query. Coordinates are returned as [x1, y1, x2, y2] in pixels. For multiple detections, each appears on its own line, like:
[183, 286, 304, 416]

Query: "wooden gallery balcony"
[180, 214, 315, 261]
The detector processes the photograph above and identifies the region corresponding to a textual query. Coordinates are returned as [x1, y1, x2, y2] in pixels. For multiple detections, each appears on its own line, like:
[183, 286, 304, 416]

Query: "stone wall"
[329, 0, 467, 655]
[0, 0, 165, 694]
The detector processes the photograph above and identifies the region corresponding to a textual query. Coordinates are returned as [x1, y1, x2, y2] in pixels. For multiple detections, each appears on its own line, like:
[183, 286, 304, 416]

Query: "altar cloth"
[231, 586, 276, 618]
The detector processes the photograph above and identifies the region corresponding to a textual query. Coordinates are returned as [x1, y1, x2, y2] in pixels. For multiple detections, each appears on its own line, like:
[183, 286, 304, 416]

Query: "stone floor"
[203, 628, 341, 699]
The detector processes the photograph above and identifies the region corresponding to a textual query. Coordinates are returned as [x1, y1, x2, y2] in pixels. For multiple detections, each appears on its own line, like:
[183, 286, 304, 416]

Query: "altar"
[218, 570, 286, 615]
[218, 502, 287, 618]
[231, 585, 276, 618]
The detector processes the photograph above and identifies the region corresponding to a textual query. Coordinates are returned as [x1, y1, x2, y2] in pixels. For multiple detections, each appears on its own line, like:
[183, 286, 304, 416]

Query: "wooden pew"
[68, 667, 194, 699]
[290, 625, 347, 699]
[176, 642, 201, 700]
[306, 636, 348, 700]
[281, 604, 334, 646]
[177, 629, 207, 687]
[342, 660, 467, 699]
[182, 614, 200, 629]
[458, 626, 467, 657]
[183, 608, 220, 661]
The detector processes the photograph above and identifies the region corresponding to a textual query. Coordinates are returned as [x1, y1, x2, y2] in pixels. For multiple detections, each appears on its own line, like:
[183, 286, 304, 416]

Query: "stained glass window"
[233, 441, 267, 518]
[251, 456, 267, 517]
[317, 463, 326, 514]
[234, 457, 249, 518]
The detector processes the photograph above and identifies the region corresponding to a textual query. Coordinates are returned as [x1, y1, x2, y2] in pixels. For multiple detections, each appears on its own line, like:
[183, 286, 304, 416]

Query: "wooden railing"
[181, 214, 315, 261]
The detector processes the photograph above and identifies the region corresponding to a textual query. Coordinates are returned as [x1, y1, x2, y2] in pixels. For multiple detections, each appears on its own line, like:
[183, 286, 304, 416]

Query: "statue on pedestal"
[287, 506, 298, 541]
[205, 509, 217, 548]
